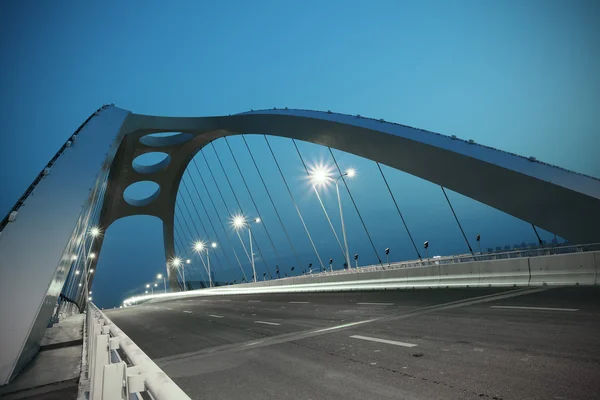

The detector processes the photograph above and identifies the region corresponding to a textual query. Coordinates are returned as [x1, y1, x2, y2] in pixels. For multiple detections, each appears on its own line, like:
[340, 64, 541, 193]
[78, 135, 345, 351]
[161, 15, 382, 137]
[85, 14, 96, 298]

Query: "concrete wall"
[134, 251, 599, 305]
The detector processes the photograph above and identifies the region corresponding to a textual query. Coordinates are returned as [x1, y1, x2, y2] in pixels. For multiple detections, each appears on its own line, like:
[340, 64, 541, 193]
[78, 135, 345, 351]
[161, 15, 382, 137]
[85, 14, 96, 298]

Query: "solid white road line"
[350, 335, 418, 348]
[289, 301, 310, 304]
[183, 310, 192, 313]
[248, 300, 261, 303]
[313, 319, 376, 334]
[166, 308, 173, 310]
[357, 302, 394, 306]
[490, 306, 578, 312]
[208, 314, 224, 318]
[255, 321, 281, 326]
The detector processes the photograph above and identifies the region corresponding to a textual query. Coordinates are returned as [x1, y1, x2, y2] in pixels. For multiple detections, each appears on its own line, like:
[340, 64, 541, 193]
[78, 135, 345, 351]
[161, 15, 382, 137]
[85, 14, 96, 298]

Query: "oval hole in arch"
[139, 132, 193, 147]
[132, 152, 170, 174]
[123, 181, 160, 207]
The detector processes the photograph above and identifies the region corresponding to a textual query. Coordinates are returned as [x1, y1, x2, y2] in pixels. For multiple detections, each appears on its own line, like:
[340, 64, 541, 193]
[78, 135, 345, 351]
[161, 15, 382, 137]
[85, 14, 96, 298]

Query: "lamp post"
[194, 241, 218, 288]
[424, 241, 429, 259]
[329, 258, 333, 272]
[354, 253, 359, 268]
[145, 283, 153, 295]
[309, 166, 356, 270]
[232, 215, 261, 283]
[185, 259, 191, 290]
[82, 227, 100, 306]
[157, 273, 166, 293]
[385, 248, 390, 266]
[476, 234, 481, 254]
[171, 257, 184, 290]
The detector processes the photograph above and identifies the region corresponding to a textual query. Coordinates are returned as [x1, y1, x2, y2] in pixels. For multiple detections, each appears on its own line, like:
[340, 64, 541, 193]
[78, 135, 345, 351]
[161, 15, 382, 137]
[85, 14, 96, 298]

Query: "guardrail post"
[90, 332, 110, 400]
[102, 361, 128, 400]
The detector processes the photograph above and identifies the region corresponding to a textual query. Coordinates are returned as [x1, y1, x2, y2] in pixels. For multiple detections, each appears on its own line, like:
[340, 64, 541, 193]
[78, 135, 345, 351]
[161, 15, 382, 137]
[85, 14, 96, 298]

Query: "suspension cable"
[200, 150, 253, 264]
[180, 177, 226, 271]
[264, 135, 325, 271]
[174, 223, 208, 289]
[440, 186, 473, 255]
[376, 162, 422, 260]
[224, 137, 285, 269]
[531, 224, 544, 247]
[292, 139, 347, 262]
[194, 156, 248, 280]
[189, 160, 236, 271]
[328, 147, 383, 265]
[241, 135, 302, 268]
[210, 142, 272, 278]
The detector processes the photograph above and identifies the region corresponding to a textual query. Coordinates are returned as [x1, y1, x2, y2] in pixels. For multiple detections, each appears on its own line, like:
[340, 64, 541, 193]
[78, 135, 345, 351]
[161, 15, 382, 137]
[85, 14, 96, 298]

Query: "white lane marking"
[183, 310, 192, 313]
[247, 341, 262, 346]
[166, 308, 173, 310]
[350, 335, 418, 348]
[357, 302, 394, 306]
[248, 300, 261, 303]
[208, 314, 224, 318]
[255, 321, 281, 326]
[313, 319, 376, 333]
[490, 306, 578, 312]
[289, 301, 310, 304]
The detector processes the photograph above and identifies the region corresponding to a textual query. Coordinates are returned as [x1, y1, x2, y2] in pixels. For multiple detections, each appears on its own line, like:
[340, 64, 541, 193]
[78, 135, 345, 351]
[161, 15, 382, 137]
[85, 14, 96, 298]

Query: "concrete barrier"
[529, 252, 597, 286]
[478, 258, 530, 287]
[438, 260, 481, 287]
[595, 253, 600, 285]
[134, 251, 600, 305]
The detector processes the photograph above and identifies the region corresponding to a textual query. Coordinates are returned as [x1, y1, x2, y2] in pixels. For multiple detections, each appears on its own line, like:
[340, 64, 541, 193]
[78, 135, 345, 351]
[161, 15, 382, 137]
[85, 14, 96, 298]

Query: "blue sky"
[1, 0, 599, 307]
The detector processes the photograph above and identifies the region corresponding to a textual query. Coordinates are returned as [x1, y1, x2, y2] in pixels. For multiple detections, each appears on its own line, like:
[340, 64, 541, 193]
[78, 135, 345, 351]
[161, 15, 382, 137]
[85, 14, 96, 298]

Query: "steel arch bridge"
[0, 105, 599, 384]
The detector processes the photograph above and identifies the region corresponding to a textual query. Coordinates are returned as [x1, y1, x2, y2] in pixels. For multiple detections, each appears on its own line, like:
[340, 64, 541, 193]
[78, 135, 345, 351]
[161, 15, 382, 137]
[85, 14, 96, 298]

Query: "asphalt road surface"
[106, 287, 600, 400]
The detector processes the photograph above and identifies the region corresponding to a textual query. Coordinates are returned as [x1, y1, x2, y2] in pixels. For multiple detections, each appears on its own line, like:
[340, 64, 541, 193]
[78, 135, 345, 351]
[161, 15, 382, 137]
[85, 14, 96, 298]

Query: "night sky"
[1, 1, 598, 308]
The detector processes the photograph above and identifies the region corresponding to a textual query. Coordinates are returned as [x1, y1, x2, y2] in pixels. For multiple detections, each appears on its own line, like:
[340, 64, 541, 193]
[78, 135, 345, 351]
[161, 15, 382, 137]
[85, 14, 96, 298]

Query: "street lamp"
[309, 165, 356, 270]
[385, 248, 390, 265]
[171, 257, 184, 290]
[232, 215, 261, 282]
[146, 283, 153, 295]
[194, 240, 218, 288]
[354, 253, 359, 268]
[424, 241, 430, 259]
[157, 273, 166, 293]
[476, 234, 481, 254]
[329, 258, 333, 272]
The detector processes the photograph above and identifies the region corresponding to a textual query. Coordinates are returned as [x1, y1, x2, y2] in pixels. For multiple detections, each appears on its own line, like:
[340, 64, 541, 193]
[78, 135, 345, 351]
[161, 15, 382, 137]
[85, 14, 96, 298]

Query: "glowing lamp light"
[89, 253, 96, 259]
[194, 241, 206, 252]
[211, 242, 217, 248]
[232, 215, 246, 229]
[157, 273, 163, 279]
[346, 168, 356, 178]
[90, 227, 101, 237]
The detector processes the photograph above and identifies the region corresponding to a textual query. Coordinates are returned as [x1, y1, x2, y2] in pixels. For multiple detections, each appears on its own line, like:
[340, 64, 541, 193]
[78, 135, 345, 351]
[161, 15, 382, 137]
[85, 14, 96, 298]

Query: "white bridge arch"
[0, 105, 598, 384]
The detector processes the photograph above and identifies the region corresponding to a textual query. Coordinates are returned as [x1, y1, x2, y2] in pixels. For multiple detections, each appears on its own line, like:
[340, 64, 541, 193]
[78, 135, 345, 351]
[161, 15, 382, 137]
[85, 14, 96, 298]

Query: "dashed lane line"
[350, 334, 418, 348]
[255, 321, 281, 326]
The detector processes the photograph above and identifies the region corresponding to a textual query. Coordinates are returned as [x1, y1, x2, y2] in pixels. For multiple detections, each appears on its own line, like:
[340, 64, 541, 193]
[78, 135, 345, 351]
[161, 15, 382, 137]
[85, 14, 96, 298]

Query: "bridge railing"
[286, 242, 600, 281]
[83, 302, 190, 400]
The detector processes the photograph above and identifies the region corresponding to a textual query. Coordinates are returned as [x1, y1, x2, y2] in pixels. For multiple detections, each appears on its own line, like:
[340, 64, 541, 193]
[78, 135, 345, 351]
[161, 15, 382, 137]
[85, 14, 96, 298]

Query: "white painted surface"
[350, 335, 418, 348]
[357, 302, 394, 306]
[490, 306, 578, 312]
[183, 311, 192, 314]
[208, 314, 224, 318]
[254, 321, 281, 326]
[0, 107, 130, 385]
[288, 301, 310, 304]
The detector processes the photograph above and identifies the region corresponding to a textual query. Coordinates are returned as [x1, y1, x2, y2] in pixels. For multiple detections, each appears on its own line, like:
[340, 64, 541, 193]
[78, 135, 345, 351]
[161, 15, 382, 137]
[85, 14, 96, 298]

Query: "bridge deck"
[106, 287, 600, 400]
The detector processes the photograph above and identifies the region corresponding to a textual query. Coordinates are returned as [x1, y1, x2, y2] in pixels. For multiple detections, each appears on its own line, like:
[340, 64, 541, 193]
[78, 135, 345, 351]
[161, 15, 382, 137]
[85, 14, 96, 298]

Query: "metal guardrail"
[84, 303, 190, 400]
[284, 243, 600, 281]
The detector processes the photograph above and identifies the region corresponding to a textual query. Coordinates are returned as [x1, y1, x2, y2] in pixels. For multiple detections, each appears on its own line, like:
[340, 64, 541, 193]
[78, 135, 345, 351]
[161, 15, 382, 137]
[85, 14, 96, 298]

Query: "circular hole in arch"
[132, 152, 170, 174]
[123, 181, 160, 207]
[139, 132, 193, 147]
